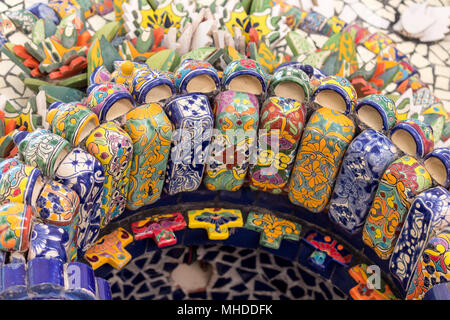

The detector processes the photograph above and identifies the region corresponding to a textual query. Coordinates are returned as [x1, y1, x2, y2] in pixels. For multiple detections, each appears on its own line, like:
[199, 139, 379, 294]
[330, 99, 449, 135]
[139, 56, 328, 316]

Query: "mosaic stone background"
[104, 244, 348, 300]
[0, 0, 449, 110]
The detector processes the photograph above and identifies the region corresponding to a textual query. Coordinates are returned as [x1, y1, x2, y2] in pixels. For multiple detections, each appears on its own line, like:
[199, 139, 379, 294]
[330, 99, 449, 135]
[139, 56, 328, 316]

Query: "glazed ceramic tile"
[27, 257, 65, 298]
[268, 66, 311, 103]
[2, 98, 42, 132]
[390, 119, 434, 159]
[204, 90, 259, 191]
[0, 202, 33, 252]
[47, 102, 100, 146]
[423, 147, 450, 189]
[66, 262, 97, 300]
[85, 228, 133, 270]
[301, 230, 352, 272]
[174, 59, 221, 94]
[28, 3, 61, 26]
[390, 187, 450, 292]
[36, 181, 81, 262]
[188, 208, 243, 240]
[85, 122, 133, 228]
[321, 31, 358, 77]
[223, 58, 268, 96]
[55, 148, 105, 257]
[299, 11, 327, 34]
[329, 129, 398, 234]
[0, 158, 44, 206]
[163, 93, 213, 196]
[5, 9, 38, 34]
[249, 96, 306, 194]
[348, 264, 397, 300]
[87, 82, 135, 123]
[89, 66, 112, 86]
[363, 155, 433, 260]
[131, 212, 186, 247]
[406, 229, 450, 300]
[131, 68, 175, 104]
[311, 75, 357, 115]
[123, 103, 173, 209]
[28, 222, 69, 263]
[288, 107, 356, 213]
[245, 211, 301, 249]
[0, 254, 27, 299]
[17, 129, 73, 177]
[48, 0, 81, 20]
[355, 94, 397, 134]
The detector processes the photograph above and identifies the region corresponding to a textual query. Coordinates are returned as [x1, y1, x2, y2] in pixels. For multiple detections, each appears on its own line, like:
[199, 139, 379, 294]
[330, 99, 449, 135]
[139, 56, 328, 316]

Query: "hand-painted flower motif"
[188, 208, 243, 240]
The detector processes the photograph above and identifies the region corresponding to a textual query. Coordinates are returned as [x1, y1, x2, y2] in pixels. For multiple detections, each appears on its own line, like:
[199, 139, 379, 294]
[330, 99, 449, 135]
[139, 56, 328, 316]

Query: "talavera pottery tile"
[87, 82, 135, 123]
[268, 66, 311, 103]
[65, 262, 97, 300]
[390, 186, 450, 293]
[163, 93, 213, 196]
[123, 103, 173, 209]
[223, 58, 268, 96]
[131, 67, 176, 104]
[36, 180, 81, 262]
[328, 129, 398, 234]
[362, 155, 433, 260]
[348, 264, 397, 300]
[27, 257, 65, 298]
[55, 148, 105, 257]
[245, 211, 301, 250]
[406, 229, 450, 300]
[17, 128, 73, 177]
[288, 107, 356, 213]
[355, 94, 397, 134]
[85, 227, 133, 270]
[0, 158, 44, 207]
[174, 59, 221, 95]
[248, 96, 306, 194]
[47, 102, 100, 146]
[311, 75, 357, 115]
[390, 119, 434, 159]
[131, 212, 186, 248]
[188, 208, 243, 240]
[28, 222, 69, 263]
[204, 90, 259, 192]
[85, 121, 133, 228]
[0, 202, 33, 253]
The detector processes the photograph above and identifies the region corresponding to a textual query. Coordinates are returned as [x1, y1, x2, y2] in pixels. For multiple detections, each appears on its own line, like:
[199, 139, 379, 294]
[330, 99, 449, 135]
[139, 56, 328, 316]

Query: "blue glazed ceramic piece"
[174, 59, 220, 94]
[95, 277, 112, 300]
[390, 186, 450, 292]
[390, 119, 434, 159]
[223, 58, 268, 96]
[311, 75, 357, 115]
[423, 283, 450, 300]
[355, 94, 397, 133]
[131, 68, 175, 104]
[55, 148, 105, 257]
[0, 258, 27, 299]
[65, 262, 97, 300]
[163, 93, 213, 196]
[28, 223, 69, 263]
[27, 3, 60, 25]
[27, 258, 65, 298]
[328, 129, 398, 234]
[423, 148, 450, 189]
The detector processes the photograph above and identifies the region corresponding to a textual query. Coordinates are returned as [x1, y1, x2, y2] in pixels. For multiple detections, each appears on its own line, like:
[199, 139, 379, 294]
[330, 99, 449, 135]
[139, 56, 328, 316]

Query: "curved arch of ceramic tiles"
[0, 0, 448, 301]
